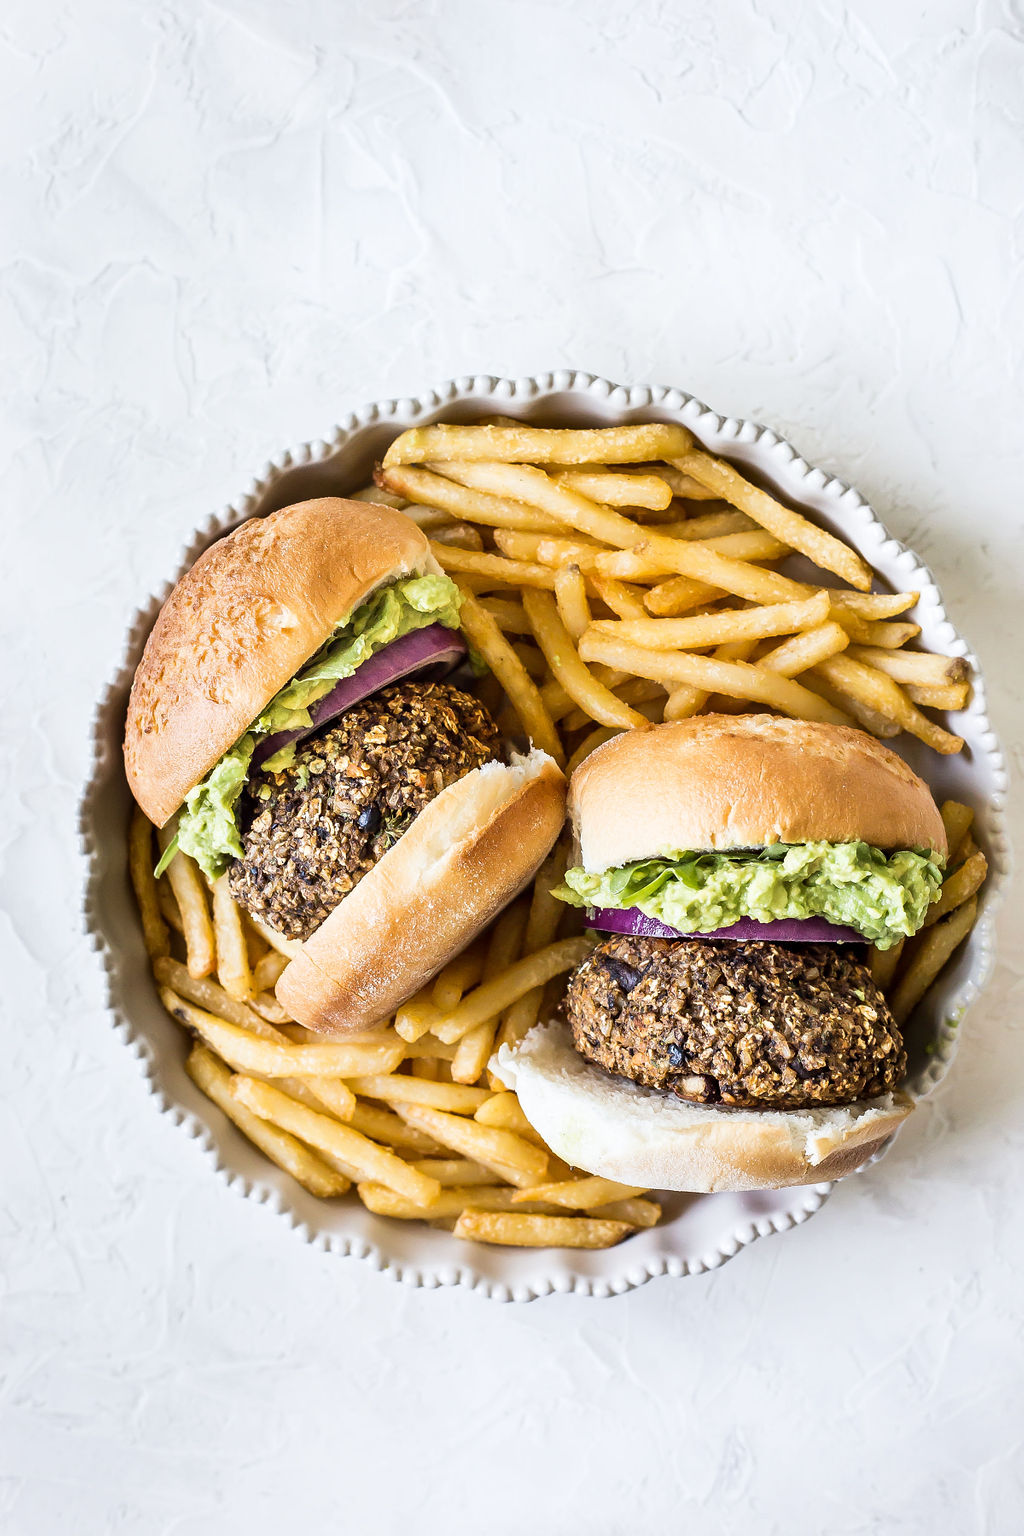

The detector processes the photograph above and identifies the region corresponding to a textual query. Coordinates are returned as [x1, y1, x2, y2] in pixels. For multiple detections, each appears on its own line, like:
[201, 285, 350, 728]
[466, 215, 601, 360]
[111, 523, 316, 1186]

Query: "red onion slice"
[585, 908, 863, 943]
[252, 623, 466, 769]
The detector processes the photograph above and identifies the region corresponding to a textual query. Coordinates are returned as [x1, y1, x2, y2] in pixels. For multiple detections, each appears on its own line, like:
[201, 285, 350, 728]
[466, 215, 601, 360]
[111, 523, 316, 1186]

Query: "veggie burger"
[498, 715, 947, 1191]
[125, 496, 565, 1034]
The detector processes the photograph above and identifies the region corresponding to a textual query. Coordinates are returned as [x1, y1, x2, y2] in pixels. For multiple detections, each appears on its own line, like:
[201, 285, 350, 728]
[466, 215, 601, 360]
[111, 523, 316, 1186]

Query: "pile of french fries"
[128, 420, 988, 1248]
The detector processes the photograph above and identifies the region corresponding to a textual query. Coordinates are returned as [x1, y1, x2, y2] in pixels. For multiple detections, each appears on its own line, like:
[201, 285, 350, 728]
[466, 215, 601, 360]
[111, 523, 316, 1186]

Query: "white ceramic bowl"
[81, 372, 1009, 1302]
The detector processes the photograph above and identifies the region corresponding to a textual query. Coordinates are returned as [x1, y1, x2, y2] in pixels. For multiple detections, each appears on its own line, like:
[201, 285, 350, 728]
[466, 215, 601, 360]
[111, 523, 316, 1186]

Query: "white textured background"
[2, 3, 1022, 1532]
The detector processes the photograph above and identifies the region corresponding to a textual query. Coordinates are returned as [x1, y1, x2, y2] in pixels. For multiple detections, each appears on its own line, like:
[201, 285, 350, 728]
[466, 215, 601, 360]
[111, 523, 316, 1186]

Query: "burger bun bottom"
[494, 1023, 913, 1193]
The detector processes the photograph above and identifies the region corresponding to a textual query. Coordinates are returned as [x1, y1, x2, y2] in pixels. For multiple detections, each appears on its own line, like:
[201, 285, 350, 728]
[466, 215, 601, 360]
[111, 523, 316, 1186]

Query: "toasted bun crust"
[570, 715, 946, 869]
[275, 752, 566, 1036]
[124, 498, 437, 826]
[496, 1023, 913, 1192]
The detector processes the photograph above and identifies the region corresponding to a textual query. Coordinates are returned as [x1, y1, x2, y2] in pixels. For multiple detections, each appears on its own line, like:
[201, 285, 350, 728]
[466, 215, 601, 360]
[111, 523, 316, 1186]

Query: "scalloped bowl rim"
[80, 371, 1010, 1302]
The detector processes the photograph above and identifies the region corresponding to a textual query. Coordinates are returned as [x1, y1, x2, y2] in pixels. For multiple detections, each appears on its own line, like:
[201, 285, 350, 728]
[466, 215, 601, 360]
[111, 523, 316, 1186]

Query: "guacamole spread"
[161, 574, 462, 880]
[554, 841, 944, 949]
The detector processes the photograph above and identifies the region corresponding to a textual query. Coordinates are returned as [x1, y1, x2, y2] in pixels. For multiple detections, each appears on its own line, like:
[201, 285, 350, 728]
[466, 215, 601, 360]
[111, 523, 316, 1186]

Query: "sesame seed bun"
[124, 498, 439, 827]
[275, 751, 567, 1036]
[496, 1022, 912, 1193]
[570, 716, 946, 870]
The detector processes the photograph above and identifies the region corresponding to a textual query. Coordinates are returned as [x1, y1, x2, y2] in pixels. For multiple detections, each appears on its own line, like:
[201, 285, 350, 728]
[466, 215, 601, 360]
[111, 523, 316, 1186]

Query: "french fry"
[835, 617, 921, 648]
[869, 938, 905, 993]
[512, 1175, 645, 1208]
[454, 585, 564, 763]
[410, 1159, 497, 1186]
[906, 682, 971, 712]
[431, 543, 556, 590]
[440, 462, 814, 605]
[246, 914, 304, 960]
[431, 939, 488, 1014]
[152, 957, 280, 1038]
[129, 808, 170, 959]
[347, 1102, 444, 1154]
[560, 678, 665, 733]
[473, 1092, 545, 1144]
[453, 1210, 632, 1248]
[578, 632, 850, 725]
[565, 724, 620, 775]
[210, 876, 254, 1001]
[829, 591, 919, 620]
[551, 468, 673, 509]
[429, 521, 485, 551]
[356, 1184, 563, 1219]
[675, 449, 873, 589]
[501, 531, 601, 566]
[231, 1077, 442, 1204]
[523, 590, 647, 730]
[156, 878, 184, 935]
[479, 597, 531, 635]
[186, 1047, 349, 1198]
[923, 850, 987, 927]
[940, 801, 974, 865]
[156, 830, 215, 978]
[377, 463, 563, 532]
[301, 1075, 358, 1121]
[595, 530, 788, 580]
[889, 898, 978, 1024]
[394, 1103, 550, 1186]
[383, 422, 694, 467]
[493, 847, 570, 1069]
[452, 901, 530, 1085]
[756, 620, 850, 677]
[813, 654, 964, 753]
[801, 671, 899, 737]
[395, 986, 443, 1043]
[587, 593, 829, 652]
[644, 574, 725, 617]
[632, 461, 719, 499]
[345, 1074, 491, 1114]
[845, 645, 970, 687]
[587, 576, 650, 622]
[432, 936, 593, 1045]
[252, 948, 289, 993]
[554, 564, 592, 641]
[594, 1197, 662, 1228]
[248, 991, 293, 1024]
[159, 992, 405, 1077]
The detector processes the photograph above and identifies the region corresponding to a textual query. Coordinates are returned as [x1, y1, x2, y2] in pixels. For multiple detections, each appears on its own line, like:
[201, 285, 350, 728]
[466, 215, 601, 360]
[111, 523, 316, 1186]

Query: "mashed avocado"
[162, 574, 462, 880]
[555, 841, 944, 949]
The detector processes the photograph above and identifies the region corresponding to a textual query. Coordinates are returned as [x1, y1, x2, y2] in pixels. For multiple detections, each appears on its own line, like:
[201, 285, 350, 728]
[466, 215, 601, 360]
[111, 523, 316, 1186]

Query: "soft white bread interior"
[124, 497, 439, 826]
[275, 751, 567, 1037]
[495, 1022, 913, 1193]
[570, 715, 946, 871]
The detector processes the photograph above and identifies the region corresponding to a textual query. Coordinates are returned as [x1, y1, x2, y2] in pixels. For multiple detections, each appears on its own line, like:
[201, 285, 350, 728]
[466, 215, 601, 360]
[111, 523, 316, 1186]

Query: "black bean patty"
[229, 681, 500, 939]
[565, 936, 905, 1110]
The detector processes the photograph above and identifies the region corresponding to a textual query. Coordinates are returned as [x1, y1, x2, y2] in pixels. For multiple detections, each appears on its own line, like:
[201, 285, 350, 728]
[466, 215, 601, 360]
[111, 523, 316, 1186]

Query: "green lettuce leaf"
[554, 841, 945, 949]
[173, 573, 462, 879]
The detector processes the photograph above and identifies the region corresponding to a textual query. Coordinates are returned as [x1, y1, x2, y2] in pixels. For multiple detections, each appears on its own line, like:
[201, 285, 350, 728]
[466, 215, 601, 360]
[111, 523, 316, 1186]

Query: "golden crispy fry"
[156, 878, 184, 935]
[383, 422, 694, 467]
[410, 1159, 498, 1186]
[246, 914, 304, 960]
[345, 1073, 491, 1114]
[579, 632, 849, 725]
[430, 938, 488, 1015]
[940, 801, 974, 865]
[550, 468, 673, 509]
[643, 574, 724, 617]
[395, 986, 444, 1043]
[452, 901, 530, 1085]
[498, 530, 601, 565]
[247, 991, 293, 1025]
[186, 1047, 349, 1197]
[479, 597, 531, 635]
[835, 617, 921, 647]
[453, 1210, 632, 1248]
[565, 724, 620, 775]
[869, 938, 905, 993]
[454, 585, 564, 763]
[347, 1102, 444, 1154]
[394, 1103, 550, 1186]
[661, 508, 755, 539]
[356, 1183, 564, 1219]
[588, 594, 829, 652]
[594, 530, 787, 581]
[924, 850, 987, 927]
[152, 957, 279, 1038]
[828, 591, 919, 620]
[845, 645, 970, 687]
[512, 1175, 645, 1208]
[431, 543, 556, 590]
[560, 678, 666, 733]
[554, 564, 592, 641]
[441, 461, 814, 605]
[432, 937, 593, 1045]
[429, 522, 485, 551]
[378, 463, 563, 532]
[523, 590, 647, 729]
[156, 830, 215, 979]
[301, 1076, 358, 1121]
[756, 620, 850, 677]
[635, 462, 720, 499]
[210, 876, 254, 1002]
[252, 948, 288, 993]
[473, 1092, 545, 1144]
[813, 654, 964, 754]
[129, 808, 170, 959]
[159, 992, 405, 1077]
[905, 682, 971, 711]
[675, 450, 872, 589]
[801, 672, 899, 737]
[890, 898, 978, 1024]
[587, 575, 650, 622]
[594, 1197, 662, 1228]
[350, 484, 406, 508]
[231, 1077, 442, 1204]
